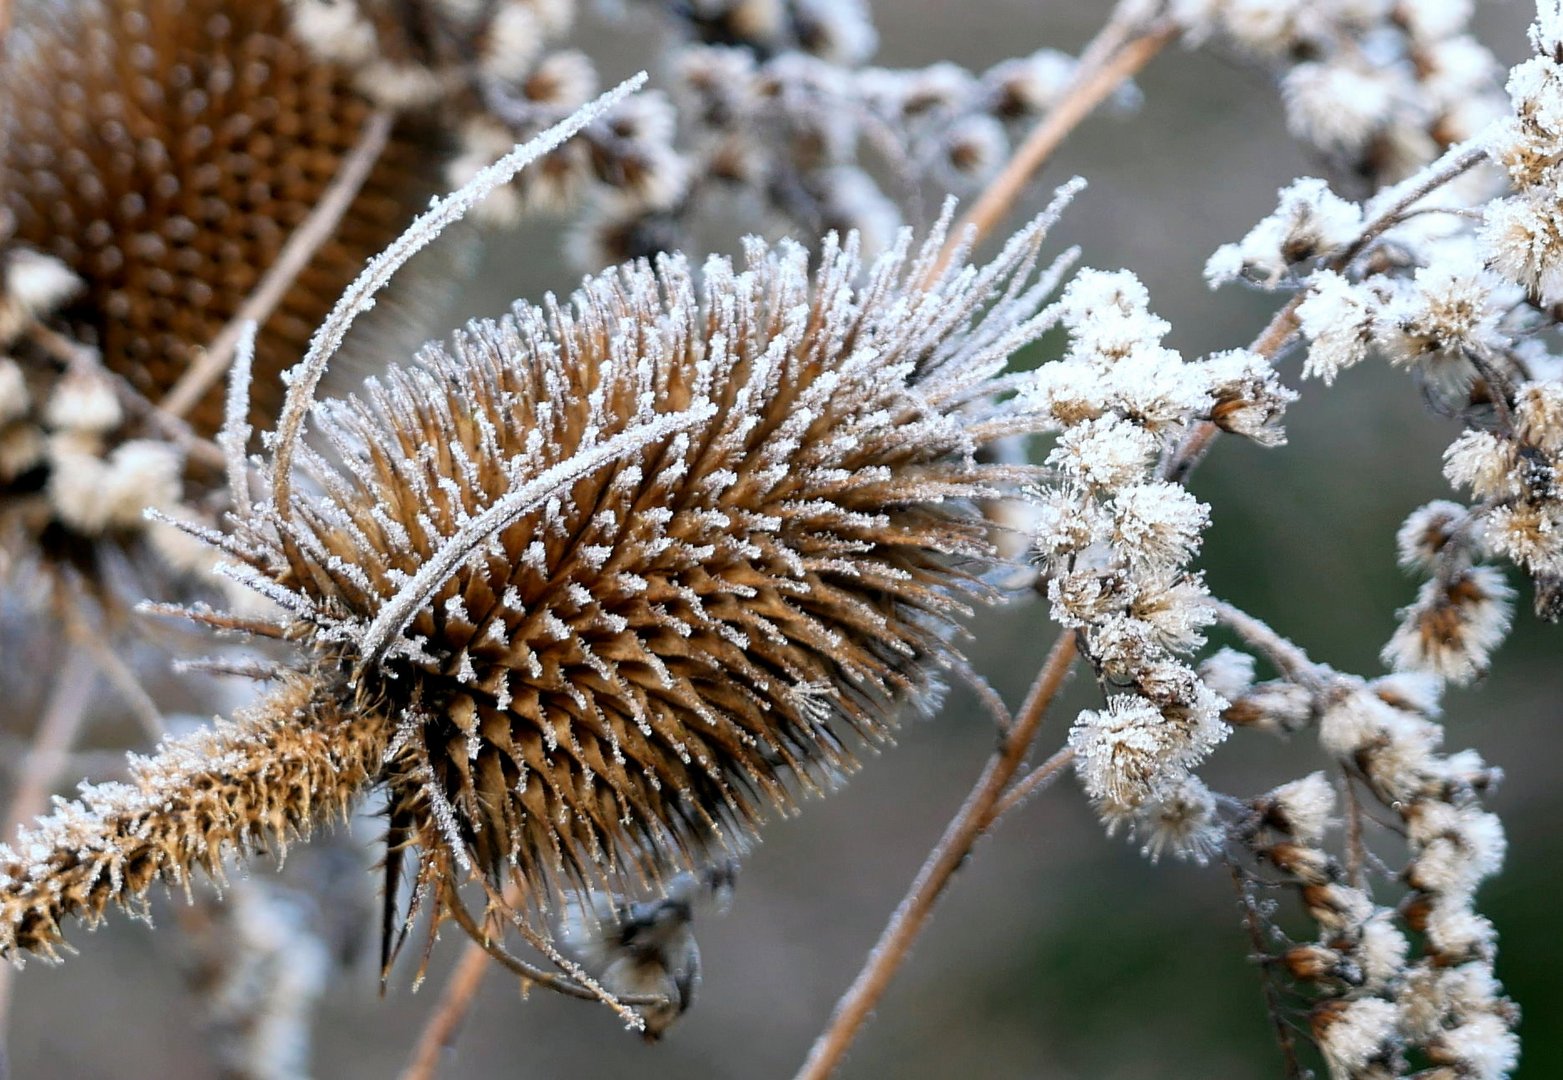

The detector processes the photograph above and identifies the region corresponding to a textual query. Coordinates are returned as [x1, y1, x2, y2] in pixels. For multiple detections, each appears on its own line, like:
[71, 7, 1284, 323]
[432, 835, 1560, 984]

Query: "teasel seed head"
[0, 0, 439, 436]
[240, 193, 1072, 917]
[167, 83, 1074, 962]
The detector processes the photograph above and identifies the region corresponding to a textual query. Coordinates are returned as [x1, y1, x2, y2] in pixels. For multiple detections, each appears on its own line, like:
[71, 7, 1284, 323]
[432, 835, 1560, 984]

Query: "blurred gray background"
[8, 1, 1558, 1077]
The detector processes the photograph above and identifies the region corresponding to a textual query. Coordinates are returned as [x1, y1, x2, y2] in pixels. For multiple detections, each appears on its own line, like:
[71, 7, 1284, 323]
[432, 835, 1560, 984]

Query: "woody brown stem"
[929, 12, 1180, 281]
[399, 935, 493, 1080]
[794, 631, 1077, 1080]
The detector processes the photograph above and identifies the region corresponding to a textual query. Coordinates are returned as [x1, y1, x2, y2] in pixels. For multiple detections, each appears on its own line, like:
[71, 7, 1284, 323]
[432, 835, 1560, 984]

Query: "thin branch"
[992, 745, 1076, 822]
[63, 603, 167, 742]
[793, 631, 1077, 1080]
[399, 935, 492, 1080]
[22, 323, 227, 472]
[1341, 769, 1367, 892]
[160, 110, 396, 420]
[1, 649, 97, 842]
[929, 13, 1180, 279]
[1210, 599, 1330, 691]
[1163, 140, 1490, 483]
[941, 653, 1014, 733]
[1228, 859, 1305, 1080]
[0, 636, 98, 1034]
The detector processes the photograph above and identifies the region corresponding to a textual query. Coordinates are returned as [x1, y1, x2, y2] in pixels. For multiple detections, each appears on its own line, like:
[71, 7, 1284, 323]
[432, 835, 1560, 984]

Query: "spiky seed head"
[221, 200, 1074, 926]
[0, 0, 436, 434]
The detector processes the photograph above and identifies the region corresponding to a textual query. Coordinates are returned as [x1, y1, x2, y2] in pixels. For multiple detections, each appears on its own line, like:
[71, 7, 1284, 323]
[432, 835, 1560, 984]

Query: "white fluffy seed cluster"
[1211, 4, 1563, 692]
[1174, 0, 1504, 184]
[1028, 269, 1295, 861]
[1247, 676, 1519, 1080]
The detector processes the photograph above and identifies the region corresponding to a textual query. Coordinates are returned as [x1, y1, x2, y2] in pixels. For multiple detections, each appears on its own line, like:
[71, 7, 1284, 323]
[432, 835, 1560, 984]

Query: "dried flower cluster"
[1210, 643, 1518, 1079]
[1176, 0, 1505, 189]
[1031, 268, 1293, 858]
[1222, 5, 1563, 680]
[426, 0, 1133, 270]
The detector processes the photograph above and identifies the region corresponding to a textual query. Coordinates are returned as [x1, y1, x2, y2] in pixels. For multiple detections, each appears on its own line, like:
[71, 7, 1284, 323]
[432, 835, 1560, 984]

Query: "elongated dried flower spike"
[0, 673, 384, 960]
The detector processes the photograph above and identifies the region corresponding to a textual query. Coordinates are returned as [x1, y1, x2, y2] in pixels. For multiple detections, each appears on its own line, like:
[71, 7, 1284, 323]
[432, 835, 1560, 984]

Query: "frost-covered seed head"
[1382, 566, 1514, 685]
[1256, 771, 1336, 846]
[1221, 679, 1316, 736]
[1206, 179, 1362, 289]
[1297, 270, 1379, 385]
[1396, 500, 1470, 570]
[216, 206, 1076, 921]
[1311, 997, 1402, 1079]
[1131, 774, 1224, 865]
[1, 0, 442, 434]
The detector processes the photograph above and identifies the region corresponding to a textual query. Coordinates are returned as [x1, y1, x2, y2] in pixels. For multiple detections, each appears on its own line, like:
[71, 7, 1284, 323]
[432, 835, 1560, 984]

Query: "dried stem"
[399, 935, 492, 1080]
[930, 12, 1179, 279]
[0, 638, 97, 1034]
[22, 323, 227, 472]
[793, 631, 1077, 1080]
[1228, 859, 1305, 1080]
[2, 649, 98, 844]
[1210, 599, 1330, 690]
[1341, 769, 1367, 891]
[1163, 140, 1490, 483]
[61, 601, 167, 742]
[160, 109, 396, 420]
[992, 745, 1076, 822]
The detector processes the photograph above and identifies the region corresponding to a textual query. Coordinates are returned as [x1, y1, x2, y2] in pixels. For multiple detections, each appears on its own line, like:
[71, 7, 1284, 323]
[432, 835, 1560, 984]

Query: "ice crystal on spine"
[1, 76, 1083, 969]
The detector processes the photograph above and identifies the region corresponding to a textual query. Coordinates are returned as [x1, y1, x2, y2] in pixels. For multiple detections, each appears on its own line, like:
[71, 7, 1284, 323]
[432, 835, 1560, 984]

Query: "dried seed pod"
[240, 203, 1074, 934]
[0, 0, 437, 435]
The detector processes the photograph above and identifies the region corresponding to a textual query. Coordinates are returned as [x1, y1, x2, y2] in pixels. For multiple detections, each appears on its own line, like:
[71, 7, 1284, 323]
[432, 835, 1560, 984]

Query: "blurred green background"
[8, 1, 1559, 1077]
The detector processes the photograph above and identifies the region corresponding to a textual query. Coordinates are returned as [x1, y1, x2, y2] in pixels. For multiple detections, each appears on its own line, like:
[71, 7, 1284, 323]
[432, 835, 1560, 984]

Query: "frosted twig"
[219, 321, 258, 518]
[270, 74, 649, 520]
[23, 322, 228, 471]
[992, 745, 1076, 821]
[1227, 859, 1304, 1080]
[1342, 769, 1367, 891]
[1209, 599, 1331, 691]
[1164, 139, 1491, 482]
[160, 110, 396, 420]
[794, 631, 1078, 1080]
